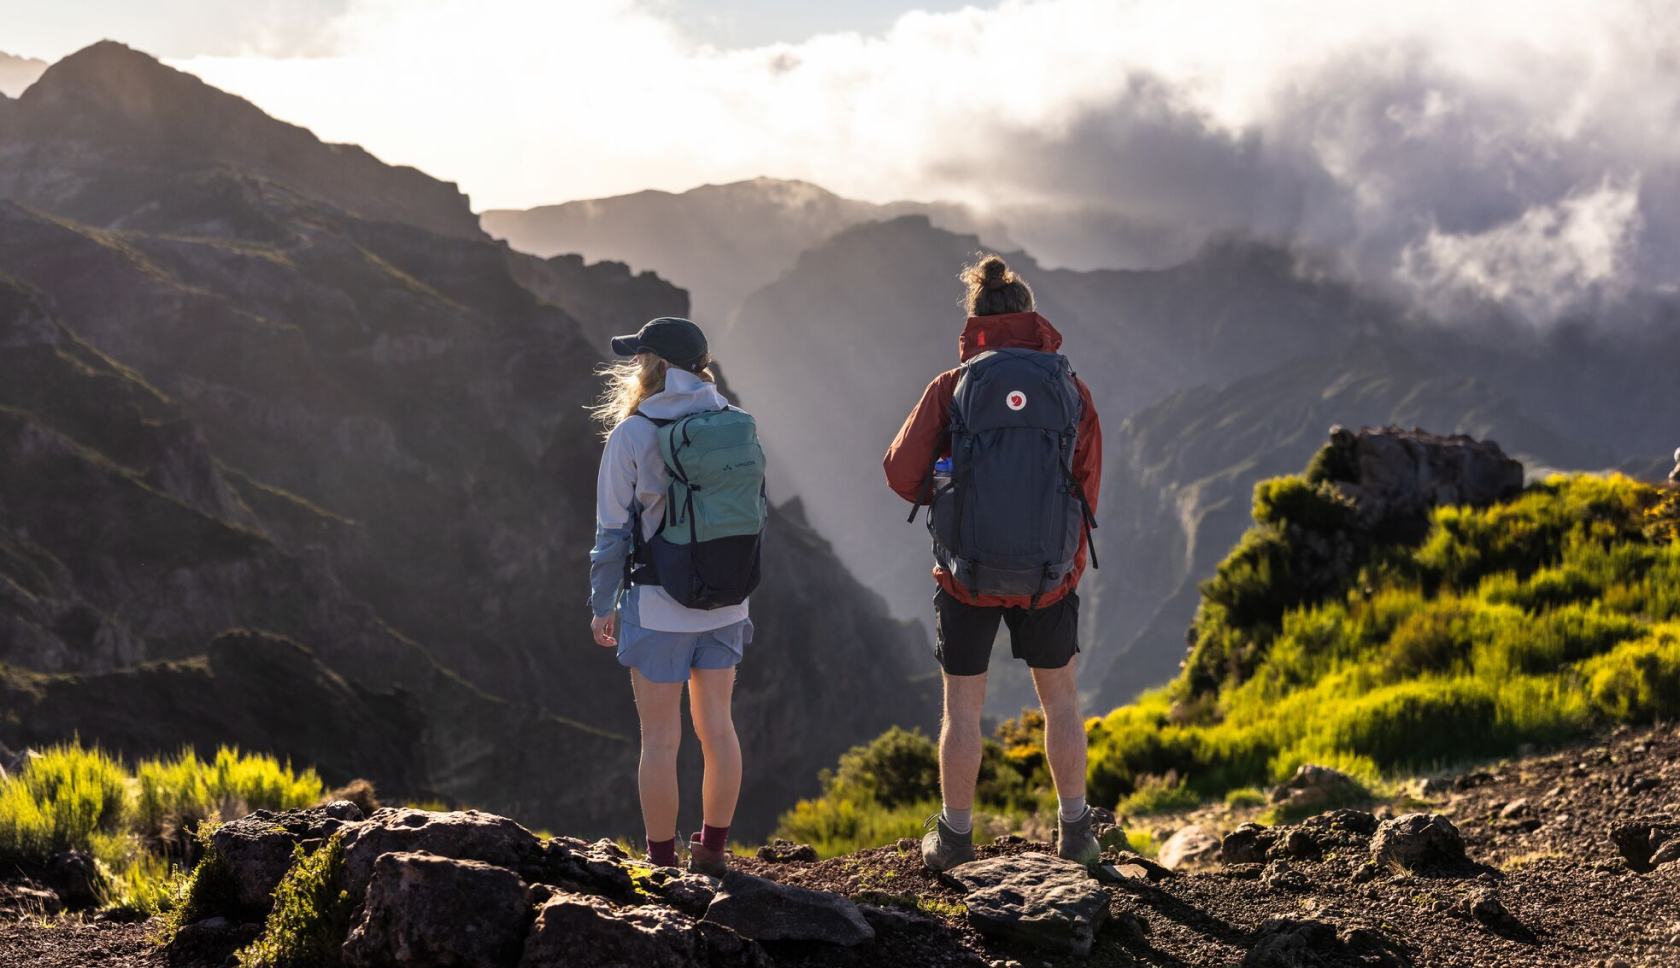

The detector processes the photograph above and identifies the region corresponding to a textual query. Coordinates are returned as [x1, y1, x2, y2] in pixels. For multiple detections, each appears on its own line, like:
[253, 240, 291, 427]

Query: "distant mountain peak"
[0, 48, 48, 98]
[6, 41, 483, 240]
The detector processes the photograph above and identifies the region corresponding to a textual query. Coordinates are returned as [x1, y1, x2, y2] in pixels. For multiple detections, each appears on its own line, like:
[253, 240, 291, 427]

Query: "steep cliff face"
[0, 44, 930, 838]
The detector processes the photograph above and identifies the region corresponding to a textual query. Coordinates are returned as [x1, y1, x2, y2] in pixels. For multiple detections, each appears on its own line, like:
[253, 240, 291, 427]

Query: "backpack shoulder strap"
[634, 410, 676, 428]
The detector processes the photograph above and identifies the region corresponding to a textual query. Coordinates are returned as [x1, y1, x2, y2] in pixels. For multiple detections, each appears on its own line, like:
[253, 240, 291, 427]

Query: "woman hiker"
[588, 316, 766, 877]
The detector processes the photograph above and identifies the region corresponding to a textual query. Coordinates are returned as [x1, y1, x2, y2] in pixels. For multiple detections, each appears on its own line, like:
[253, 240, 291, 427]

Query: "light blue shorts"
[617, 616, 751, 683]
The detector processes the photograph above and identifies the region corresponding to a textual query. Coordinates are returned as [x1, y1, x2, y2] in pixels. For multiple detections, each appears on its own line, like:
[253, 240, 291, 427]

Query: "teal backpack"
[627, 407, 767, 609]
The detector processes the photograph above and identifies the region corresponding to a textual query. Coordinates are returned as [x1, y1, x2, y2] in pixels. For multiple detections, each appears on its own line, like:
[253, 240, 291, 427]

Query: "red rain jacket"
[883, 312, 1102, 609]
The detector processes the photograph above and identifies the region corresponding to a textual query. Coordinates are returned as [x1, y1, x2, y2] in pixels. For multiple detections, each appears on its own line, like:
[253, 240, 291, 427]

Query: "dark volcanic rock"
[755, 839, 818, 863]
[703, 871, 874, 946]
[1242, 917, 1411, 967]
[1370, 813, 1466, 870]
[523, 891, 770, 968]
[341, 808, 542, 894]
[944, 852, 1110, 956]
[643, 870, 719, 918]
[1222, 823, 1277, 865]
[1271, 763, 1368, 814]
[211, 805, 363, 911]
[1320, 426, 1524, 541]
[342, 852, 530, 968]
[1609, 815, 1680, 872]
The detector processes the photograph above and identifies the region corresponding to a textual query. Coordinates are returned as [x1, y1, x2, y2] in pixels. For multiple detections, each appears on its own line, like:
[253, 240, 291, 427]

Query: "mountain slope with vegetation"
[782, 430, 1680, 854]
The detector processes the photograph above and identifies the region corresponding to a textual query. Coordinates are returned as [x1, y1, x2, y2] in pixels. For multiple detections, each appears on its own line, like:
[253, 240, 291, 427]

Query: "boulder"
[1318, 426, 1523, 541]
[1222, 823, 1276, 865]
[212, 805, 364, 911]
[342, 852, 530, 968]
[644, 869, 718, 918]
[1370, 814, 1465, 870]
[1242, 917, 1410, 967]
[1270, 764, 1367, 815]
[524, 837, 637, 902]
[1275, 829, 1322, 861]
[944, 852, 1110, 956]
[1609, 816, 1680, 872]
[1158, 825, 1222, 870]
[755, 839, 818, 863]
[1302, 808, 1379, 837]
[340, 808, 541, 894]
[703, 871, 874, 946]
[523, 892, 769, 968]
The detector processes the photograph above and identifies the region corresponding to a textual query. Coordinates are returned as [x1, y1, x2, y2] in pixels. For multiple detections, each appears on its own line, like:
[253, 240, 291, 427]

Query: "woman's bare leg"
[630, 668, 685, 841]
[688, 667, 742, 828]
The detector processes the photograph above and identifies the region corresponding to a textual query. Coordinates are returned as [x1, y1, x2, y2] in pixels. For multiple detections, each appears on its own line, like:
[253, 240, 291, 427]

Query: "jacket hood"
[637, 367, 730, 420]
[958, 312, 1063, 362]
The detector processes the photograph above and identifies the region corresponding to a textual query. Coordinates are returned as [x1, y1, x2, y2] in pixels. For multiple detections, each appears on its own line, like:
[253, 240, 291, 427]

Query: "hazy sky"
[7, 0, 1679, 324]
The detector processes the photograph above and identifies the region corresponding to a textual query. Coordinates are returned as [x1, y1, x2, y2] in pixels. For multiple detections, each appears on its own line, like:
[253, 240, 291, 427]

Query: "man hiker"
[883, 255, 1104, 871]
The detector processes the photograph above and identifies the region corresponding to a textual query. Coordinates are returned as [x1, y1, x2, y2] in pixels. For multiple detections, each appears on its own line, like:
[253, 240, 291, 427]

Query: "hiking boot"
[1057, 807, 1102, 868]
[688, 832, 728, 878]
[921, 814, 976, 873]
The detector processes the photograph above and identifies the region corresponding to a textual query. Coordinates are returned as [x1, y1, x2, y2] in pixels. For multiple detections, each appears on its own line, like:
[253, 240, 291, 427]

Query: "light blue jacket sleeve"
[588, 425, 638, 618]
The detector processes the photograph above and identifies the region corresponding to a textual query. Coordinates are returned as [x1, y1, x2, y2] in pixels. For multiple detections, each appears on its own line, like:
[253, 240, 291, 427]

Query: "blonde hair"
[960, 253, 1035, 317]
[591, 351, 717, 437]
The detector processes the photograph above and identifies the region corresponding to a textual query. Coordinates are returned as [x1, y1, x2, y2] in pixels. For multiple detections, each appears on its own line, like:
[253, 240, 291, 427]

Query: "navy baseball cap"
[610, 317, 709, 370]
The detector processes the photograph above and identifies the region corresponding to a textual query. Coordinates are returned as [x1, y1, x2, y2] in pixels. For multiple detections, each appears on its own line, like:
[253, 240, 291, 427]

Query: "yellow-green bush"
[788, 472, 1680, 844]
[237, 835, 353, 968]
[136, 746, 324, 838]
[0, 743, 127, 864]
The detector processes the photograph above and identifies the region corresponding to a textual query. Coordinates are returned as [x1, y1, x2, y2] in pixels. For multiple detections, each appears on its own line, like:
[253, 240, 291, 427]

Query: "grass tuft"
[235, 834, 353, 968]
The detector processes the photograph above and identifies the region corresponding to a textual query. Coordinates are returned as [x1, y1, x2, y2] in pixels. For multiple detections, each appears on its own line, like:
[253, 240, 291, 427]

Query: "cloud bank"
[174, 0, 1680, 323]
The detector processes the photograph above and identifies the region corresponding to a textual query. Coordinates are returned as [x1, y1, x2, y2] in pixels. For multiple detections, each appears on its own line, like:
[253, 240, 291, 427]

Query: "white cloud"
[171, 0, 1680, 323]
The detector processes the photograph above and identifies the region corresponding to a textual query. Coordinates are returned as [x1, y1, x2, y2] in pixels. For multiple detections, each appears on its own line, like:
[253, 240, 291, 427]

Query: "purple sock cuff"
[701, 823, 730, 853]
[646, 836, 679, 867]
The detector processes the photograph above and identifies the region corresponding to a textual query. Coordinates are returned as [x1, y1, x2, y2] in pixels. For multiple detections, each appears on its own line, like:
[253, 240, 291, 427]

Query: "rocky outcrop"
[703, 872, 875, 946]
[1370, 814, 1466, 870]
[211, 802, 364, 911]
[340, 808, 542, 894]
[524, 892, 770, 968]
[1315, 426, 1525, 541]
[944, 852, 1110, 956]
[341, 852, 531, 968]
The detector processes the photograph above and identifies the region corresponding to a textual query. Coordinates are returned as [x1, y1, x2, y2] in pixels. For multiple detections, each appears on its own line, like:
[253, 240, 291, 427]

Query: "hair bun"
[980, 256, 1011, 290]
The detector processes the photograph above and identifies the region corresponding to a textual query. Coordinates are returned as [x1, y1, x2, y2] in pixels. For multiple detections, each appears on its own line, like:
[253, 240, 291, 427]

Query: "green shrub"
[1224, 787, 1267, 809]
[1117, 773, 1200, 816]
[237, 835, 354, 968]
[825, 727, 938, 809]
[1581, 628, 1680, 719]
[152, 823, 240, 943]
[0, 743, 128, 864]
[136, 746, 323, 839]
[775, 793, 939, 859]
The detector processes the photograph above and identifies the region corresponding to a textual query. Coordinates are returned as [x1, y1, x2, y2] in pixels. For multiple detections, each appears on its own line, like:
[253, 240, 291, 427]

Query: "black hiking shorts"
[933, 587, 1079, 677]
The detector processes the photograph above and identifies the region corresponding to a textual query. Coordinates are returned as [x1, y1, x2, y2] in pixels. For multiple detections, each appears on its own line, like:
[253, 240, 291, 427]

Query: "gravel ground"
[3, 723, 1675, 967]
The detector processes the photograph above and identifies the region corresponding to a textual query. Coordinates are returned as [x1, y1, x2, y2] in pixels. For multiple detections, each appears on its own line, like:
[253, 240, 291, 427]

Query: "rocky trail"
[2, 724, 1676, 968]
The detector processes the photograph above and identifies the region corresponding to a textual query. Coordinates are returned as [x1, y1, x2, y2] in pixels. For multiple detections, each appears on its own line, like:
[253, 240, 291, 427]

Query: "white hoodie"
[588, 368, 751, 632]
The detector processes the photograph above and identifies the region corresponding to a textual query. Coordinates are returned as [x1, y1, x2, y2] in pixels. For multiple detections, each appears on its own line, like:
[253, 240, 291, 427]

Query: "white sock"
[941, 805, 972, 835]
[1059, 796, 1088, 822]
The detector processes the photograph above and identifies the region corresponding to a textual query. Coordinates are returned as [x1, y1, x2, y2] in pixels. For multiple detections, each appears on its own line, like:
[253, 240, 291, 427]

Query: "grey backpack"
[910, 349, 1097, 604]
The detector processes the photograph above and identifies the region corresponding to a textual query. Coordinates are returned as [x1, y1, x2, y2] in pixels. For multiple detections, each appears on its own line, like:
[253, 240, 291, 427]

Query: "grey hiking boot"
[1057, 807, 1102, 869]
[688, 832, 727, 878]
[921, 814, 976, 873]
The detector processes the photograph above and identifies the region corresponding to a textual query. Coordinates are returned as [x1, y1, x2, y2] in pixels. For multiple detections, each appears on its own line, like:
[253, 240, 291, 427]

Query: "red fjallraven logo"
[1006, 391, 1027, 411]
